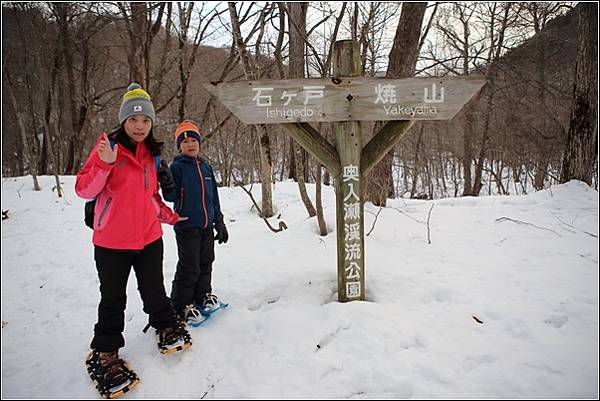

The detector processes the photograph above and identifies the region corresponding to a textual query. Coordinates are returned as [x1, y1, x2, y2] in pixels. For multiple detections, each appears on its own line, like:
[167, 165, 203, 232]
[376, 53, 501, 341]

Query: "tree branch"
[494, 217, 561, 236]
[232, 177, 288, 233]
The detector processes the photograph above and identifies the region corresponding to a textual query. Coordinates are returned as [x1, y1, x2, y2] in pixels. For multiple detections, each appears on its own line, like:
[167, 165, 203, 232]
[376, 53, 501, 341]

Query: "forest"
[2, 2, 597, 217]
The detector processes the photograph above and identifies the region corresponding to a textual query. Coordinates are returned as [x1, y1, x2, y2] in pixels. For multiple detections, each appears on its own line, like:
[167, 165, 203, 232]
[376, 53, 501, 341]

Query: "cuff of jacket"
[95, 158, 115, 171]
[165, 212, 180, 225]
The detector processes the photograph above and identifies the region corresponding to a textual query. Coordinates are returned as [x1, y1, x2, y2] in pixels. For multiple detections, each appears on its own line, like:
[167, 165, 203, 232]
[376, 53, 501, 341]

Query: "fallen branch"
[233, 178, 288, 233]
[494, 217, 561, 237]
[200, 384, 215, 399]
[580, 253, 598, 263]
[550, 211, 598, 238]
[472, 315, 484, 324]
[365, 207, 383, 236]
[391, 207, 427, 224]
[426, 203, 435, 244]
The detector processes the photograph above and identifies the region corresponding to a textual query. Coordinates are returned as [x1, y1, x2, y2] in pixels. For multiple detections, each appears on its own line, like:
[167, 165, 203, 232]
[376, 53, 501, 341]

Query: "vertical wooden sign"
[333, 41, 365, 301]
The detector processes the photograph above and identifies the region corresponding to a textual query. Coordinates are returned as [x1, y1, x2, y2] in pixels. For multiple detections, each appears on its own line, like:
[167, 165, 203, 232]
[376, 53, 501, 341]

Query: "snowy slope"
[1, 176, 598, 398]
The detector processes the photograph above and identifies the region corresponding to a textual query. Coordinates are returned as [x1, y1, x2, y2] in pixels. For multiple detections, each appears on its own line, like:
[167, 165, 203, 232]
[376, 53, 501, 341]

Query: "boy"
[158, 120, 228, 325]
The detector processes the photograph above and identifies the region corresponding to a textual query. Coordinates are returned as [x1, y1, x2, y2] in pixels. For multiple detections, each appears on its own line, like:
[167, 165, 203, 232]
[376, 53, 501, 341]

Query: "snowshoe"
[198, 293, 229, 316]
[85, 350, 139, 399]
[156, 320, 192, 354]
[178, 304, 210, 327]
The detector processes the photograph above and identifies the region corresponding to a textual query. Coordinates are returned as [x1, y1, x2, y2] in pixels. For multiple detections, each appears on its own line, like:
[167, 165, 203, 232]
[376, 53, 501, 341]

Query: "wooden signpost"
[205, 40, 486, 302]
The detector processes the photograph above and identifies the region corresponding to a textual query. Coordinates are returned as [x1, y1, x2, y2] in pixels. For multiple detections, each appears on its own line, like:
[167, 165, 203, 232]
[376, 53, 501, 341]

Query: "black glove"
[157, 160, 175, 194]
[214, 215, 229, 244]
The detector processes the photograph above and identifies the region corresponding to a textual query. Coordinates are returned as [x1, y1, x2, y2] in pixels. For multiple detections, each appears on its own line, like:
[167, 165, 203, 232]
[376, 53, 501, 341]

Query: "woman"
[76, 83, 191, 398]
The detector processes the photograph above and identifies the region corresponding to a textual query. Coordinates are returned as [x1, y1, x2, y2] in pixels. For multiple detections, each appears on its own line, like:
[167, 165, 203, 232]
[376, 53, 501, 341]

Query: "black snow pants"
[91, 238, 176, 352]
[170, 227, 215, 312]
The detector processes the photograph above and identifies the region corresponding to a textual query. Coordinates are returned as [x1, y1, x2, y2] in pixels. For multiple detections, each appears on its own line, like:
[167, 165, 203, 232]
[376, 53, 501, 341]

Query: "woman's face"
[124, 115, 152, 143]
[180, 137, 200, 157]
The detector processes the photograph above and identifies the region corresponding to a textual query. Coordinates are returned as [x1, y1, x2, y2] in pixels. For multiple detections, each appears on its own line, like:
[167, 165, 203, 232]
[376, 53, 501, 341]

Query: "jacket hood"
[174, 154, 196, 163]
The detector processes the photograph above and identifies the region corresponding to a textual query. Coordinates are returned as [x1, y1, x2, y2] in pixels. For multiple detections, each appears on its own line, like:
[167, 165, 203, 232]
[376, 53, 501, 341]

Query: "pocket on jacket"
[96, 196, 113, 230]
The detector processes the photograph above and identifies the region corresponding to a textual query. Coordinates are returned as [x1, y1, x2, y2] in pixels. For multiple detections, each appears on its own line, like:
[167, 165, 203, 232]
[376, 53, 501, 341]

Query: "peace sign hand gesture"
[97, 133, 118, 164]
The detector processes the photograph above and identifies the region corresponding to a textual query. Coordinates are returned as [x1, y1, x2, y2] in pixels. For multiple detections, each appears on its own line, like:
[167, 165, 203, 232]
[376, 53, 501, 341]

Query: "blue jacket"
[163, 154, 223, 231]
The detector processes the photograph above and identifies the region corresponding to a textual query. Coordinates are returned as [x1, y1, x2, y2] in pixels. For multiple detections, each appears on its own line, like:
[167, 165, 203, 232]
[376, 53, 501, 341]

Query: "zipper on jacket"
[179, 187, 185, 211]
[195, 160, 209, 229]
[144, 166, 148, 189]
[97, 197, 112, 228]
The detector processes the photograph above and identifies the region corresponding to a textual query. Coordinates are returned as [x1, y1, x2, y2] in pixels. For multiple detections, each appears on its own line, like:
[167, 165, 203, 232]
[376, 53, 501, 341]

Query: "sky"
[1, 175, 598, 398]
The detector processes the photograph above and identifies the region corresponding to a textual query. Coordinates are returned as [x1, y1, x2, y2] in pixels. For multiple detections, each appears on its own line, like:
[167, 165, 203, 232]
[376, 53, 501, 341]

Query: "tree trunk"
[295, 142, 316, 216]
[471, 87, 495, 196]
[315, 163, 327, 236]
[410, 126, 424, 198]
[462, 108, 475, 196]
[53, 3, 79, 174]
[288, 140, 296, 180]
[177, 9, 190, 121]
[561, 3, 598, 185]
[365, 2, 427, 206]
[4, 65, 40, 190]
[257, 124, 274, 217]
[534, 157, 549, 190]
[287, 2, 316, 217]
[130, 2, 147, 84]
[323, 123, 332, 186]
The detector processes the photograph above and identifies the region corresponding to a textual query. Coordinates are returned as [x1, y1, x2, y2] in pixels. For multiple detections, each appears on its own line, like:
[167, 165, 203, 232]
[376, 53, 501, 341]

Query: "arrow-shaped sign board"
[203, 76, 486, 125]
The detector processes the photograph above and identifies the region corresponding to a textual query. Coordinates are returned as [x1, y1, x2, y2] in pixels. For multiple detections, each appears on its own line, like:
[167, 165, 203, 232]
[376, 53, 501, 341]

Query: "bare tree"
[50, 2, 109, 174]
[287, 2, 317, 218]
[470, 3, 520, 196]
[117, 2, 166, 87]
[284, 2, 346, 235]
[1, 0, 584, 200]
[4, 58, 41, 190]
[365, 2, 427, 206]
[173, 2, 223, 122]
[228, 2, 274, 218]
[345, 2, 405, 77]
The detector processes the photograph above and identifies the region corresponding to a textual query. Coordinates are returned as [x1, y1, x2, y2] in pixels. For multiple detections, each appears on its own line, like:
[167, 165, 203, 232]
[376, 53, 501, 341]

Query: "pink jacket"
[76, 134, 179, 250]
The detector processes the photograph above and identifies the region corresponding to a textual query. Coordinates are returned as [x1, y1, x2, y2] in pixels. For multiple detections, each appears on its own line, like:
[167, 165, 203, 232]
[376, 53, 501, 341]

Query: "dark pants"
[91, 238, 175, 352]
[171, 227, 215, 311]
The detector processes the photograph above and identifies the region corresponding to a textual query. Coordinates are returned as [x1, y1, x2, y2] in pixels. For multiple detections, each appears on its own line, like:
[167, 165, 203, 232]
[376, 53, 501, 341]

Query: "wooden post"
[333, 40, 365, 302]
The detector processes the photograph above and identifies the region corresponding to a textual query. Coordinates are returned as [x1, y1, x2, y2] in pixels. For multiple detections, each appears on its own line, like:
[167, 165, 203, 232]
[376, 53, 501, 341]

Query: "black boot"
[85, 350, 139, 398]
[156, 320, 192, 354]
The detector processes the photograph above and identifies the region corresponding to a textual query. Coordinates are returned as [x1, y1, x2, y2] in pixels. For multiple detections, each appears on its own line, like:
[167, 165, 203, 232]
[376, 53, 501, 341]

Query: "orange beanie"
[175, 120, 202, 149]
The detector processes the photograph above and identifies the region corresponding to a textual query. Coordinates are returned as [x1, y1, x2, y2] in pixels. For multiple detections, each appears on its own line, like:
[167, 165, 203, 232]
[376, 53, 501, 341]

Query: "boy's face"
[180, 137, 200, 157]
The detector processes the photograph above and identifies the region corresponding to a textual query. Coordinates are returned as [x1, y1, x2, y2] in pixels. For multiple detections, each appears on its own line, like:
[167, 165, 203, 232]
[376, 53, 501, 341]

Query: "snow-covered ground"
[1, 175, 598, 398]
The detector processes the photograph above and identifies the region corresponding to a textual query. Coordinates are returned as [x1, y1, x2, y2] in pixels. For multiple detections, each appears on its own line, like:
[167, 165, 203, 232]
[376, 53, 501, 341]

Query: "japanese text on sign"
[374, 83, 444, 117]
[252, 86, 325, 120]
[342, 164, 361, 298]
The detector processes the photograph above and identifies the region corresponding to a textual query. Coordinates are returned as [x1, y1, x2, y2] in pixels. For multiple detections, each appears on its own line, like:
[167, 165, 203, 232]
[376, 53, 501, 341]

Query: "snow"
[1, 176, 598, 398]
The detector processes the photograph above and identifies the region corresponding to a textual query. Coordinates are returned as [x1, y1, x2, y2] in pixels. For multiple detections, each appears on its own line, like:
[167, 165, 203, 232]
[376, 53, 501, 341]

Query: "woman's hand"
[97, 133, 118, 164]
